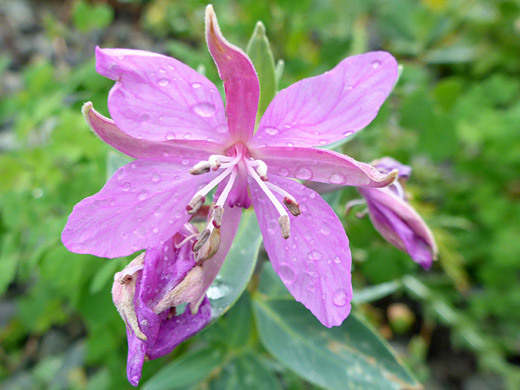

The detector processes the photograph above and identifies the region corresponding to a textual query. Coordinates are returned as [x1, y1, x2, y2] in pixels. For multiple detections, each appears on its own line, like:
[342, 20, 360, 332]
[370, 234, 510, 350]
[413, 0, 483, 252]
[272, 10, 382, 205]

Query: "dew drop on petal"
[191, 82, 202, 88]
[152, 173, 161, 182]
[332, 289, 348, 307]
[334, 256, 341, 264]
[319, 139, 328, 145]
[268, 220, 278, 231]
[215, 124, 227, 134]
[295, 166, 313, 180]
[181, 159, 189, 165]
[286, 142, 294, 147]
[307, 250, 323, 261]
[122, 182, 131, 191]
[278, 263, 296, 283]
[192, 102, 215, 117]
[158, 78, 170, 87]
[371, 60, 381, 69]
[343, 130, 354, 137]
[278, 168, 289, 177]
[309, 192, 316, 199]
[153, 227, 159, 234]
[320, 224, 330, 235]
[329, 172, 346, 184]
[264, 126, 279, 135]
[131, 163, 136, 169]
[117, 170, 125, 180]
[138, 190, 149, 200]
[158, 68, 167, 74]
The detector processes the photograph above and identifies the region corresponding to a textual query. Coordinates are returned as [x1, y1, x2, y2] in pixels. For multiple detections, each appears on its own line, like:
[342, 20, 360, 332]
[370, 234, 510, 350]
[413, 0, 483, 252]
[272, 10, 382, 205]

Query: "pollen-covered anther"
[193, 228, 211, 252]
[283, 197, 301, 217]
[278, 215, 291, 239]
[186, 195, 205, 215]
[208, 155, 221, 171]
[189, 161, 211, 175]
[211, 206, 224, 228]
[255, 160, 268, 181]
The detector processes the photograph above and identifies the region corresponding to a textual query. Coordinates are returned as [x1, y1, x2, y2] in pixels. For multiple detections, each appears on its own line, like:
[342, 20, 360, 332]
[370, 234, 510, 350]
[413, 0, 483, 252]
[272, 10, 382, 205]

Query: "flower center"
[185, 143, 301, 258]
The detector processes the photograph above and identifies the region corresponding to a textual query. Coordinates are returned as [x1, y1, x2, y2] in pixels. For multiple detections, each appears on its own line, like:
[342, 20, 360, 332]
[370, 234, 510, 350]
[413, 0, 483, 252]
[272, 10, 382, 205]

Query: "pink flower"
[356, 158, 438, 269]
[112, 225, 211, 386]
[63, 6, 398, 327]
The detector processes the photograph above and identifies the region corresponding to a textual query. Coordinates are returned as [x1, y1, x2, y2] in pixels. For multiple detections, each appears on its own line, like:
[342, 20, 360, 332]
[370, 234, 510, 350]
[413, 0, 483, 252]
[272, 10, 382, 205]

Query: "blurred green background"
[1, 0, 520, 389]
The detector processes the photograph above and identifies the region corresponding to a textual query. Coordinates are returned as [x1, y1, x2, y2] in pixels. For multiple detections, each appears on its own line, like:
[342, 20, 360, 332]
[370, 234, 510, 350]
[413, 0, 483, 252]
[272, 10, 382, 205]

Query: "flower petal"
[62, 160, 217, 258]
[253, 146, 397, 187]
[250, 51, 398, 148]
[250, 175, 352, 327]
[205, 5, 259, 142]
[96, 47, 230, 144]
[83, 102, 225, 162]
[360, 187, 437, 268]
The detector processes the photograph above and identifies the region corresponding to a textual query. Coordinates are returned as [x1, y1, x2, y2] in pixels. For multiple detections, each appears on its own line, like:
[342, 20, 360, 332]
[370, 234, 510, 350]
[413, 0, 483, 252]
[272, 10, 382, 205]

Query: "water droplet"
[332, 289, 348, 307]
[343, 130, 354, 137]
[319, 139, 328, 145]
[153, 227, 159, 234]
[117, 170, 125, 180]
[168, 218, 174, 224]
[295, 166, 313, 180]
[326, 258, 332, 264]
[286, 142, 294, 147]
[192, 102, 215, 117]
[345, 85, 353, 91]
[320, 224, 330, 235]
[278, 263, 296, 283]
[264, 126, 279, 135]
[158, 68, 167, 73]
[181, 159, 189, 165]
[134, 226, 146, 237]
[334, 256, 341, 264]
[122, 182, 131, 191]
[371, 60, 381, 69]
[183, 133, 191, 139]
[138, 190, 149, 200]
[312, 159, 318, 165]
[215, 124, 227, 133]
[175, 211, 181, 219]
[191, 82, 202, 88]
[268, 220, 277, 231]
[307, 250, 323, 261]
[278, 168, 289, 177]
[309, 192, 316, 199]
[158, 78, 170, 87]
[329, 172, 346, 184]
[152, 173, 160, 182]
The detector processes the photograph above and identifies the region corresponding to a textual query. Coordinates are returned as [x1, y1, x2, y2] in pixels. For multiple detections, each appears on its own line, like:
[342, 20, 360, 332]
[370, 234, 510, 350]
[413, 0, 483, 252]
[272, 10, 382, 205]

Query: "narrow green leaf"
[142, 347, 225, 390]
[274, 59, 285, 89]
[353, 280, 403, 304]
[0, 233, 18, 294]
[209, 353, 282, 390]
[247, 21, 277, 117]
[207, 211, 262, 321]
[253, 264, 421, 390]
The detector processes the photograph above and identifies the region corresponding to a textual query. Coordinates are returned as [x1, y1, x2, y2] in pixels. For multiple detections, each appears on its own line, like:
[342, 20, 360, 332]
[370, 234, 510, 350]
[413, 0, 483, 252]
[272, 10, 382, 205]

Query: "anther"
[255, 160, 268, 181]
[283, 197, 301, 217]
[186, 195, 205, 215]
[211, 206, 224, 228]
[190, 161, 211, 175]
[196, 229, 221, 262]
[278, 215, 291, 239]
[208, 155, 221, 171]
[193, 229, 211, 251]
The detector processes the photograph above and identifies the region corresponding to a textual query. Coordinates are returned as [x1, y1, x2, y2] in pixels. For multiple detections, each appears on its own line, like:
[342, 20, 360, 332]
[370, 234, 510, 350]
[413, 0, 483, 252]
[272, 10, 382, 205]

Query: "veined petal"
[253, 146, 397, 187]
[83, 102, 225, 162]
[250, 51, 398, 148]
[250, 175, 352, 327]
[205, 5, 259, 142]
[62, 161, 218, 258]
[96, 47, 230, 144]
[360, 187, 438, 268]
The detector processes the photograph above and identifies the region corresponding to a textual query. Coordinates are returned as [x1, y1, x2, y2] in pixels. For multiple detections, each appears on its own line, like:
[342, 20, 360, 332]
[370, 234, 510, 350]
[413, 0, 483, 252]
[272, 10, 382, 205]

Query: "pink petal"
[250, 52, 398, 148]
[250, 175, 352, 327]
[62, 161, 218, 258]
[96, 47, 230, 144]
[205, 5, 259, 143]
[83, 102, 225, 162]
[193, 199, 242, 306]
[253, 146, 397, 187]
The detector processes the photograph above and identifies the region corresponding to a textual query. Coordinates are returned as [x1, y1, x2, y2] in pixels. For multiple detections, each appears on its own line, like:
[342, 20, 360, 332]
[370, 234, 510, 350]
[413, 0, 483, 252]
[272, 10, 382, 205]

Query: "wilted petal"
[253, 146, 397, 187]
[250, 51, 398, 148]
[96, 47, 230, 144]
[250, 175, 352, 327]
[205, 5, 259, 142]
[360, 187, 437, 269]
[83, 102, 225, 162]
[62, 161, 218, 258]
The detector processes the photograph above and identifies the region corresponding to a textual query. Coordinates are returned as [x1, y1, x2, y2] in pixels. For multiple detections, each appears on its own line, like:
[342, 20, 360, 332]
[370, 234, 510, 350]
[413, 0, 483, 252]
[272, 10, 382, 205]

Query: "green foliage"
[1, 0, 520, 389]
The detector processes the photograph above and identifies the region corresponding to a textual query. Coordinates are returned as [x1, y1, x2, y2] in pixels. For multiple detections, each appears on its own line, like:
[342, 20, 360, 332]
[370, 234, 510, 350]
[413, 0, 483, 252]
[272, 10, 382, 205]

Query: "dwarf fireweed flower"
[351, 157, 438, 269]
[62, 5, 399, 328]
[112, 224, 211, 386]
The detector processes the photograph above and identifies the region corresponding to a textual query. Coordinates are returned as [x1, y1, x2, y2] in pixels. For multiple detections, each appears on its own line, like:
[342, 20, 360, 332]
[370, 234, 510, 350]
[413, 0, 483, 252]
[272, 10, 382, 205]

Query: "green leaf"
[207, 210, 263, 321]
[142, 346, 225, 390]
[353, 280, 403, 304]
[209, 353, 282, 390]
[73, 0, 114, 33]
[253, 264, 421, 390]
[0, 233, 18, 294]
[247, 21, 277, 118]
